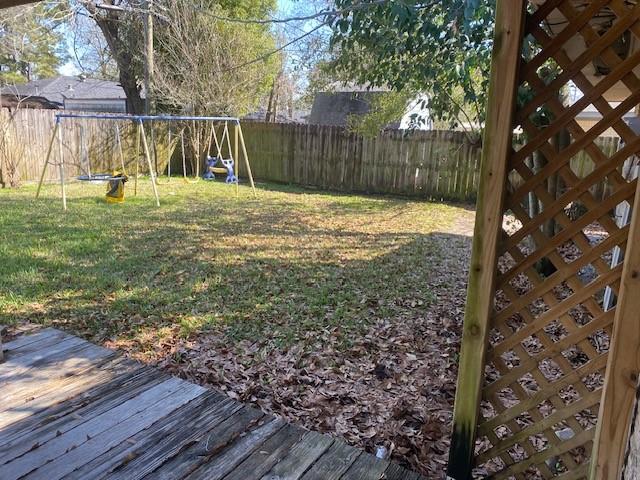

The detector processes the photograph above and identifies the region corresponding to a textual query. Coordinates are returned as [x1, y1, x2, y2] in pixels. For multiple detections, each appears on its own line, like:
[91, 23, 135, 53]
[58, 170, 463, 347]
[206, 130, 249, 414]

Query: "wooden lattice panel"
[473, 1, 640, 478]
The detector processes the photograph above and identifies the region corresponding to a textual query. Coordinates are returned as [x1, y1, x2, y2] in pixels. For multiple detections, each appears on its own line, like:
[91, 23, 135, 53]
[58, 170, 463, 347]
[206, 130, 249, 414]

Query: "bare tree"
[0, 103, 26, 188]
[153, 0, 278, 117]
[68, 9, 118, 80]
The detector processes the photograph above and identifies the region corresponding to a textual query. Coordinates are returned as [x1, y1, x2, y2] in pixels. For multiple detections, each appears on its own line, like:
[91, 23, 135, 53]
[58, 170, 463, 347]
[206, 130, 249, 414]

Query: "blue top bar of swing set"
[54, 113, 240, 124]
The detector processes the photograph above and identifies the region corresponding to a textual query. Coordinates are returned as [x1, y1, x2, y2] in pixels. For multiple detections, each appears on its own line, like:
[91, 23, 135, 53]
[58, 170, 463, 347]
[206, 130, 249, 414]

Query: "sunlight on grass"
[0, 179, 468, 354]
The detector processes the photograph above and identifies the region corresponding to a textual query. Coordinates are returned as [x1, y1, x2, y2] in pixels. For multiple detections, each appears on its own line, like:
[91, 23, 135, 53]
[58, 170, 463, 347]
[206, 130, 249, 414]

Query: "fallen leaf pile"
[155, 214, 474, 477]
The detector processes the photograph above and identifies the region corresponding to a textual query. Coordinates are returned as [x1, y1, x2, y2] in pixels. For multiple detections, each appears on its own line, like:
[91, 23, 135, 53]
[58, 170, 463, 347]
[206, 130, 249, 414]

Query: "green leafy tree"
[347, 91, 413, 137]
[0, 3, 68, 85]
[329, 0, 495, 137]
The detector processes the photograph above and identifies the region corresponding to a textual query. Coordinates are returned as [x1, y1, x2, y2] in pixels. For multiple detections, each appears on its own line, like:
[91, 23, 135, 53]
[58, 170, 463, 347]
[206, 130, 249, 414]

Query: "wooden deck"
[0, 328, 422, 480]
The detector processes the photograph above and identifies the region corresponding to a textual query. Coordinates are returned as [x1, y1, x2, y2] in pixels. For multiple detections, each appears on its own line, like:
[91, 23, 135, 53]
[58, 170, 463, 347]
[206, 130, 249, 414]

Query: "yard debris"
[153, 213, 474, 477]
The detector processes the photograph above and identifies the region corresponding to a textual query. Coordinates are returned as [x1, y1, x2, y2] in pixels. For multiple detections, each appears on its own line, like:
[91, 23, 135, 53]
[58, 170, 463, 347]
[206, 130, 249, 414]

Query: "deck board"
[0, 365, 161, 459]
[0, 328, 422, 480]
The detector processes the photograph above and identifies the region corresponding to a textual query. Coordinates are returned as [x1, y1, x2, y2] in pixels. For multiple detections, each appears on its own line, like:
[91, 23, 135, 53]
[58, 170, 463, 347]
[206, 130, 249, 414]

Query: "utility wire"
[196, 0, 389, 25]
[219, 21, 329, 73]
[216, 0, 439, 73]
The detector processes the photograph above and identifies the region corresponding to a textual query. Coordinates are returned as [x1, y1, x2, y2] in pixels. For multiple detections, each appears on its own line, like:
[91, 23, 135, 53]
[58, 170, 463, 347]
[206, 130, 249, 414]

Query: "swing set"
[35, 113, 257, 210]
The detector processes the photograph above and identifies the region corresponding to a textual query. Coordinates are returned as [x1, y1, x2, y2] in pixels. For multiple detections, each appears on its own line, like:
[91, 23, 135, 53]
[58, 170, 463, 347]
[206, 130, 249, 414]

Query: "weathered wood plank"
[0, 363, 163, 462]
[340, 451, 389, 480]
[0, 336, 97, 385]
[0, 377, 197, 479]
[221, 424, 304, 480]
[83, 391, 240, 480]
[258, 429, 334, 480]
[1, 357, 138, 438]
[0, 344, 114, 419]
[300, 441, 361, 480]
[383, 462, 422, 480]
[183, 416, 285, 480]
[2, 328, 61, 352]
[0, 356, 133, 435]
[146, 406, 274, 480]
[0, 330, 77, 369]
[25, 383, 205, 480]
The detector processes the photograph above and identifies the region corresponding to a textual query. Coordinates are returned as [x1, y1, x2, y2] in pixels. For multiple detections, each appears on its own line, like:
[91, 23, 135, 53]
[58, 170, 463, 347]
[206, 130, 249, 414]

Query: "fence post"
[447, 2, 526, 478]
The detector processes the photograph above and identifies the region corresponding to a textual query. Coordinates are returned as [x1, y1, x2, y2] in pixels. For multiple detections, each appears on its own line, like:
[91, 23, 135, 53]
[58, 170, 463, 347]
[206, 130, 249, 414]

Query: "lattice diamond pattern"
[474, 1, 640, 478]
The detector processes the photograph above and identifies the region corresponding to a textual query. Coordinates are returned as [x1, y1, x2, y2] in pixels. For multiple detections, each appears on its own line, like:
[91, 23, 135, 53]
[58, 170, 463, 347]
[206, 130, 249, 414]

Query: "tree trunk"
[265, 70, 283, 123]
[265, 81, 276, 122]
[85, 1, 145, 114]
[121, 73, 144, 114]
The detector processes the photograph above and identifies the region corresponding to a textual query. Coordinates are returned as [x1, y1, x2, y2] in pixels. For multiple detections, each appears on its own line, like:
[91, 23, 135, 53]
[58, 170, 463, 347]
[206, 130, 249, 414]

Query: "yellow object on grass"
[105, 172, 127, 203]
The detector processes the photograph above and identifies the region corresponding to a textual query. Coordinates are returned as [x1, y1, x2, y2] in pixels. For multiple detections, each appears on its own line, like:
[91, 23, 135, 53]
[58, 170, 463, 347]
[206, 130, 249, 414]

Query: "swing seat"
[211, 167, 229, 174]
[78, 173, 127, 182]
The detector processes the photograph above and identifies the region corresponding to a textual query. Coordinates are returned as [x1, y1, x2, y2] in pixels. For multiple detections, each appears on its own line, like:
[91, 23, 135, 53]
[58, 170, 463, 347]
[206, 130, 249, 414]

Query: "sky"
[58, 0, 305, 78]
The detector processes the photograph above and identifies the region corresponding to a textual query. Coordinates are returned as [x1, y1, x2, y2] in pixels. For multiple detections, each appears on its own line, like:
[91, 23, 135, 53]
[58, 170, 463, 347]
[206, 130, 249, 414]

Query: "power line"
[196, 0, 389, 25]
[216, 0, 440, 74]
[219, 21, 328, 73]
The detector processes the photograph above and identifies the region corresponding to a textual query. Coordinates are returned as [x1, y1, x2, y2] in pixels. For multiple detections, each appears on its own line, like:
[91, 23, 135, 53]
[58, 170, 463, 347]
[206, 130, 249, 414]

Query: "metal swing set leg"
[138, 121, 161, 207]
[35, 120, 67, 210]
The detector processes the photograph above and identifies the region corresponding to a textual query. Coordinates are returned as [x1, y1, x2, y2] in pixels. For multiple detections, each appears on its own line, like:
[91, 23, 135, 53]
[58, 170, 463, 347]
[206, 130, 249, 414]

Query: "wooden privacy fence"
[0, 109, 180, 186]
[241, 123, 482, 200]
[0, 108, 626, 204]
[190, 122, 624, 203]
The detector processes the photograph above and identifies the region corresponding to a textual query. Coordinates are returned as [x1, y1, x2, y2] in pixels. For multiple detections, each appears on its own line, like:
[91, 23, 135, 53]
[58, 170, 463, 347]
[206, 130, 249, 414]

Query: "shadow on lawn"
[1, 184, 474, 478]
[1, 186, 472, 353]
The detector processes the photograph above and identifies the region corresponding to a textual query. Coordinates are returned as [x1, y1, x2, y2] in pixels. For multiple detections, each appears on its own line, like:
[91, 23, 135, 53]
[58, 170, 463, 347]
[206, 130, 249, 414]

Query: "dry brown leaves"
[152, 214, 473, 478]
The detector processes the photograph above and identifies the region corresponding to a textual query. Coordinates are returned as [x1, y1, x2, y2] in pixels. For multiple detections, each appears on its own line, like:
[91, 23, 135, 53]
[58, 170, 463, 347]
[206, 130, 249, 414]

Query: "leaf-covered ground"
[0, 180, 474, 477]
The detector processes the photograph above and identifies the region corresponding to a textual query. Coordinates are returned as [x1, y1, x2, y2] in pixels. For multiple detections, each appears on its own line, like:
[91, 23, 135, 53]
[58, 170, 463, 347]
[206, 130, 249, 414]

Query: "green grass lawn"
[0, 179, 473, 477]
[1, 179, 464, 354]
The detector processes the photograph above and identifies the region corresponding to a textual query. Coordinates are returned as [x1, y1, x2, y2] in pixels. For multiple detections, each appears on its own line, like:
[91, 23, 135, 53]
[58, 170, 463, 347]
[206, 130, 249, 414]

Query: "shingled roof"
[7, 76, 127, 106]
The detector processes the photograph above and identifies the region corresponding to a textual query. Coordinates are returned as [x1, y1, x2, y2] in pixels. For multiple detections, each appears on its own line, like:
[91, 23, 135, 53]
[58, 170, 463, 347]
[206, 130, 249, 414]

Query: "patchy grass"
[1, 180, 459, 349]
[0, 179, 473, 477]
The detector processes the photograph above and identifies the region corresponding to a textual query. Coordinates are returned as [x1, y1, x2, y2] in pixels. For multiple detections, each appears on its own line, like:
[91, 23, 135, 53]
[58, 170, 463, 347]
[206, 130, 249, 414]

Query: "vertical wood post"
[237, 122, 257, 198]
[139, 121, 160, 207]
[590, 178, 640, 479]
[134, 122, 141, 196]
[115, 124, 126, 175]
[234, 122, 240, 196]
[447, 2, 526, 478]
[181, 129, 188, 181]
[57, 121, 67, 211]
[35, 121, 59, 199]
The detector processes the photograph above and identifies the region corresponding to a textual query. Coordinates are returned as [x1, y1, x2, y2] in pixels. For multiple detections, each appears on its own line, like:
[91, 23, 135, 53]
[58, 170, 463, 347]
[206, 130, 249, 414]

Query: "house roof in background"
[6, 76, 127, 105]
[243, 108, 308, 123]
[0, 93, 59, 110]
[308, 91, 381, 127]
